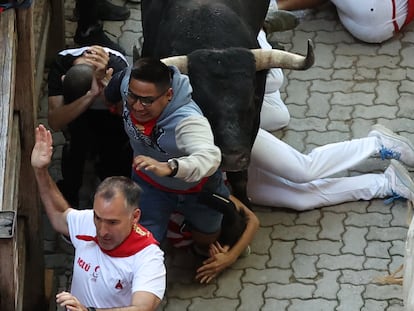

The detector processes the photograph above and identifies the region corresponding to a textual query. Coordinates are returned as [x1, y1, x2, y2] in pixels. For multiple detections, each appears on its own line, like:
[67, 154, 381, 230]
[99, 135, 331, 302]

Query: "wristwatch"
[167, 158, 179, 177]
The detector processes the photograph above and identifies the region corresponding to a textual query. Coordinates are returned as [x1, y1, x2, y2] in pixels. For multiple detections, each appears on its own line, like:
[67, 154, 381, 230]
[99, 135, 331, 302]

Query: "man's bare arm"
[31, 125, 72, 235]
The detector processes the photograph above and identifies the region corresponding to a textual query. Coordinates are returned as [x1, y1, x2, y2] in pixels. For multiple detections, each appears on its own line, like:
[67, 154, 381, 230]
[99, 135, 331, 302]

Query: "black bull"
[140, 0, 314, 205]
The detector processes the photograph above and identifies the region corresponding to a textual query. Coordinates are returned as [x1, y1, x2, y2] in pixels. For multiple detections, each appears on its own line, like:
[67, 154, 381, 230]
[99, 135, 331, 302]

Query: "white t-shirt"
[67, 209, 166, 309]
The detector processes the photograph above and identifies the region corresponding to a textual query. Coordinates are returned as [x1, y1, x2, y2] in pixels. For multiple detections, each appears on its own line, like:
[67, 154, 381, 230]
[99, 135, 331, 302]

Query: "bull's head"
[161, 39, 314, 73]
[161, 41, 314, 171]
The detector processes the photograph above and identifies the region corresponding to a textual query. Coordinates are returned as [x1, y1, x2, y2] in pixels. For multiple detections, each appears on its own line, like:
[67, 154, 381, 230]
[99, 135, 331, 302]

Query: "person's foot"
[264, 10, 300, 34]
[368, 124, 414, 167]
[384, 159, 414, 203]
[74, 24, 126, 55]
[97, 0, 130, 21]
[74, 0, 130, 22]
[126, 0, 141, 3]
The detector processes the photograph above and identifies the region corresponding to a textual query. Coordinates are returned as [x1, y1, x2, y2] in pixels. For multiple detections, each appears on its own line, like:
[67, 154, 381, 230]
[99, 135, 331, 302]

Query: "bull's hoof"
[264, 10, 300, 34]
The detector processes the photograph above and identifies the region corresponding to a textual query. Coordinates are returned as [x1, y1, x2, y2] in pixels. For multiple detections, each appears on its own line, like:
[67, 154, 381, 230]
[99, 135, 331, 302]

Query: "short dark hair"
[63, 64, 94, 104]
[131, 58, 172, 92]
[95, 176, 142, 211]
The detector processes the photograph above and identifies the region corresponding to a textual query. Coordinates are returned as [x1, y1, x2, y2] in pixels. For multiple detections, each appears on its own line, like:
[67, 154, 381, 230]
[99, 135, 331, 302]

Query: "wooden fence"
[0, 0, 64, 309]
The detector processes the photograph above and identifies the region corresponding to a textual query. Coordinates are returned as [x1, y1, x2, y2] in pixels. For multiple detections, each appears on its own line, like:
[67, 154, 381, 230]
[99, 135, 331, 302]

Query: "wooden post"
[33, 0, 51, 100]
[0, 9, 19, 311]
[0, 237, 18, 310]
[46, 0, 65, 65]
[15, 4, 46, 310]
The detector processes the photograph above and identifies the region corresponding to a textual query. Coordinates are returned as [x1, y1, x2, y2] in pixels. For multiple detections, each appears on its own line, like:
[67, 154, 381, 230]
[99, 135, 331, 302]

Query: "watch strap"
[168, 159, 179, 177]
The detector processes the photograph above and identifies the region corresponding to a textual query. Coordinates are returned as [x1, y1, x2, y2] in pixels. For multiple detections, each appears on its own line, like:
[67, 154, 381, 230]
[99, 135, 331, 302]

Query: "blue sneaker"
[368, 124, 414, 167]
[384, 159, 414, 204]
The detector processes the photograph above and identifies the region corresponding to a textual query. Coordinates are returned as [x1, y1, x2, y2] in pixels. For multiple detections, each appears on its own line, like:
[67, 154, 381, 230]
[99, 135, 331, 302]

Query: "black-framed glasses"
[124, 88, 169, 107]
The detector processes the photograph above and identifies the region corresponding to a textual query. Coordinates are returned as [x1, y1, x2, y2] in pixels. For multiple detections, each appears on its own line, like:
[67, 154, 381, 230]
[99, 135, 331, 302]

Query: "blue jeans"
[133, 170, 229, 242]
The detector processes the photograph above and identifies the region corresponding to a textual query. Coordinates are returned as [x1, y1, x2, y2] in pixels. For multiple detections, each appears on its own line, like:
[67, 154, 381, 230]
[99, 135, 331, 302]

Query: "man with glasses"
[104, 58, 244, 261]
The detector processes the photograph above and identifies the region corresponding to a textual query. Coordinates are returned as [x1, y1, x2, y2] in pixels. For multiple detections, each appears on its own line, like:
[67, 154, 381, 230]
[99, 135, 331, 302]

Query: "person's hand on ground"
[195, 242, 236, 284]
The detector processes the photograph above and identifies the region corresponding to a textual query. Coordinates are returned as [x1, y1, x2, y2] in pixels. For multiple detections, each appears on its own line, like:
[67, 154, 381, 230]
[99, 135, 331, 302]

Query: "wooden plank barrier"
[0, 0, 65, 309]
[0, 8, 19, 310]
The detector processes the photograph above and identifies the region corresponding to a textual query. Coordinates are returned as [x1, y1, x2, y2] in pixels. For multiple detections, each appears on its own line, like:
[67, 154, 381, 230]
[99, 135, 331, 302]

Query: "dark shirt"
[48, 47, 128, 98]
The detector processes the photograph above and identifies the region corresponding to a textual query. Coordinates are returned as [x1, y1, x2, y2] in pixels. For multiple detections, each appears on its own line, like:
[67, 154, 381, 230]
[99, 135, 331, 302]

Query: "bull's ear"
[252, 39, 314, 71]
[160, 55, 188, 73]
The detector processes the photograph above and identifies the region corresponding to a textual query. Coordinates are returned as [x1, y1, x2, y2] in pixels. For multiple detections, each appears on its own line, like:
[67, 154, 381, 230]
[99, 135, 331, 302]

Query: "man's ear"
[166, 87, 173, 101]
[61, 75, 66, 82]
[133, 208, 141, 223]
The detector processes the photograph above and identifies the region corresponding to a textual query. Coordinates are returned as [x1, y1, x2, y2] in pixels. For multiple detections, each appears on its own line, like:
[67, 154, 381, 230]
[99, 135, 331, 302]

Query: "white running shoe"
[384, 159, 414, 203]
[368, 124, 414, 167]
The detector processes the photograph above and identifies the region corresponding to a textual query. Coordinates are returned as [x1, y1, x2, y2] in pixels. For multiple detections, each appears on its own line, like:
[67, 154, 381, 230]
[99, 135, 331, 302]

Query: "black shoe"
[74, 24, 126, 54]
[97, 0, 130, 21]
[73, 0, 130, 22]
[126, 0, 141, 3]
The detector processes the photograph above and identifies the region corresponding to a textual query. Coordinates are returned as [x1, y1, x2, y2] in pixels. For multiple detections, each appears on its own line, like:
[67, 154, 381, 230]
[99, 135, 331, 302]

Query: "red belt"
[135, 169, 208, 194]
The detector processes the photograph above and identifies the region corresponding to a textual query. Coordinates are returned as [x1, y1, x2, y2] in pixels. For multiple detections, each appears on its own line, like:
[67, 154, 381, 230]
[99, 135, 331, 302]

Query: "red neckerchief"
[76, 224, 159, 257]
[130, 113, 157, 136]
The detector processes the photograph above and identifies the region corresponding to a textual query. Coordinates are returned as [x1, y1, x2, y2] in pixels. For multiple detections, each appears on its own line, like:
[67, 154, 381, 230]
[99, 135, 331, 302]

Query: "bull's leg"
[264, 10, 299, 34]
[226, 170, 251, 209]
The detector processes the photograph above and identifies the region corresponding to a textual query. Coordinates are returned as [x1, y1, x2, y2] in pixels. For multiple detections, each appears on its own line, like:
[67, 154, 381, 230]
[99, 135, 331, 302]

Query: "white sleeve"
[174, 116, 221, 182]
[132, 245, 166, 300]
[66, 209, 95, 249]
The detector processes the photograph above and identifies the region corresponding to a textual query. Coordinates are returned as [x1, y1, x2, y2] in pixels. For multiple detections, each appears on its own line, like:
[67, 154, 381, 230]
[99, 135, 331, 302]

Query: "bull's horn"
[253, 39, 314, 71]
[161, 56, 188, 73]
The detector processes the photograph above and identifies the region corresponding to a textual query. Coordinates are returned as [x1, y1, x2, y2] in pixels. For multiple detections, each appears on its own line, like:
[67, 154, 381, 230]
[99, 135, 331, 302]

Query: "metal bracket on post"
[0, 211, 16, 238]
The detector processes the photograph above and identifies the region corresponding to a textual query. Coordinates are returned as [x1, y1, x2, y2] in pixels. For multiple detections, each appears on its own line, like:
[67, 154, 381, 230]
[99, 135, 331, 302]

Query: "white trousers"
[247, 130, 390, 210]
[332, 0, 407, 43]
[249, 24, 391, 211]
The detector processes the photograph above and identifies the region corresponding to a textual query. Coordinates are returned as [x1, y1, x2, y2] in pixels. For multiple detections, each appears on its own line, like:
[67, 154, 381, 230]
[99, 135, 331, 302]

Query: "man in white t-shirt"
[31, 125, 165, 311]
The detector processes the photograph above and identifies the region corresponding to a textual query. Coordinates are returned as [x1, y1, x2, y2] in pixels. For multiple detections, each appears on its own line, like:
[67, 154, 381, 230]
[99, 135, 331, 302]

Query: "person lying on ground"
[278, 0, 414, 43]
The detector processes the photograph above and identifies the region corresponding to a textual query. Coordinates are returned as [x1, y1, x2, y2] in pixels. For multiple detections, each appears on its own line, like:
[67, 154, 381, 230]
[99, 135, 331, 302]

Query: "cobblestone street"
[38, 1, 414, 310]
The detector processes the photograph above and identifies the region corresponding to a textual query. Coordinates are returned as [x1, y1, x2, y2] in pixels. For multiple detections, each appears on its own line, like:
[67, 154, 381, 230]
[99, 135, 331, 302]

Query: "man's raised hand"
[31, 124, 53, 169]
